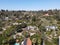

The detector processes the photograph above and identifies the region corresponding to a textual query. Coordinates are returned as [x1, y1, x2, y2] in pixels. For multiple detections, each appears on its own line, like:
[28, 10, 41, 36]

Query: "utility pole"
[41, 29, 45, 45]
[59, 36, 60, 45]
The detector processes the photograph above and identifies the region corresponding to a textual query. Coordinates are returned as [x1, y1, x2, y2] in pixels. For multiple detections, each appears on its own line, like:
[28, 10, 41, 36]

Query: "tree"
[1, 9, 5, 12]
[48, 10, 53, 15]
[0, 27, 3, 31]
[32, 16, 36, 22]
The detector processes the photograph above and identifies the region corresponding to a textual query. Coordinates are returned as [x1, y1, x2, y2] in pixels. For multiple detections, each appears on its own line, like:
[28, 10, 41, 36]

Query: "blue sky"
[0, 0, 60, 10]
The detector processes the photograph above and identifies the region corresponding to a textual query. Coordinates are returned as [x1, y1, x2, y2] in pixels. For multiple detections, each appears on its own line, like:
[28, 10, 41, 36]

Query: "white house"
[12, 22, 19, 25]
[16, 33, 22, 36]
[45, 26, 57, 31]
[30, 33, 36, 36]
[27, 26, 39, 31]
[2, 28, 6, 31]
[5, 17, 9, 20]
[59, 36, 60, 45]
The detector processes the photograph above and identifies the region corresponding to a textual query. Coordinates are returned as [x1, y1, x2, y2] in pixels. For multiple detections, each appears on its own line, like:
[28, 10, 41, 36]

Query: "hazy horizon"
[0, 0, 60, 11]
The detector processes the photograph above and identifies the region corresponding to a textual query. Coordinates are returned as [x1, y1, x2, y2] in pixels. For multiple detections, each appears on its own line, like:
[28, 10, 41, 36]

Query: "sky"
[0, 0, 60, 11]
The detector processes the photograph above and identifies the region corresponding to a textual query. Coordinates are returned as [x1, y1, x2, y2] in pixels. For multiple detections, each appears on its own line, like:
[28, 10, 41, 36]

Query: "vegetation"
[0, 9, 60, 45]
